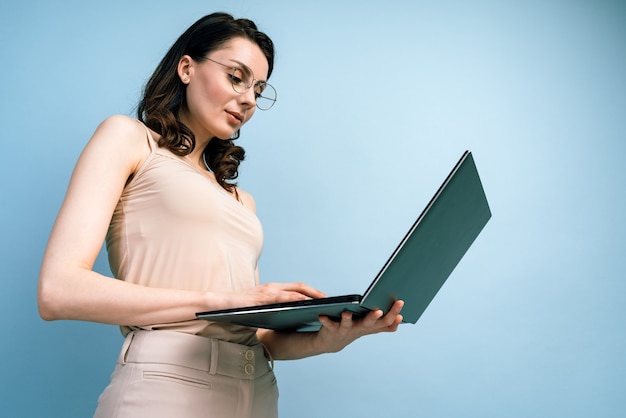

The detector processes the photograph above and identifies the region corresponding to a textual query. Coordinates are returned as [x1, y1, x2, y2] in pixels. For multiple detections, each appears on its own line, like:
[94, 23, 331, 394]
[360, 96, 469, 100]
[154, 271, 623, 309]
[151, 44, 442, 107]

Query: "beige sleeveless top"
[106, 123, 263, 345]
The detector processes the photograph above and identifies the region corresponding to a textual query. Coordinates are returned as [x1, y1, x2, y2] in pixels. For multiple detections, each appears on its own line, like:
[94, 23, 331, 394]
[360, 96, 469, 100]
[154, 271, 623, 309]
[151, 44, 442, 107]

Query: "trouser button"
[244, 363, 255, 375]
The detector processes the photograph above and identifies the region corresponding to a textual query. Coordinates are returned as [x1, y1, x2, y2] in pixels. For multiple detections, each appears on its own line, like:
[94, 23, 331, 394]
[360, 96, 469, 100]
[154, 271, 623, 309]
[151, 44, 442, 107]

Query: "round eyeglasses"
[205, 57, 277, 110]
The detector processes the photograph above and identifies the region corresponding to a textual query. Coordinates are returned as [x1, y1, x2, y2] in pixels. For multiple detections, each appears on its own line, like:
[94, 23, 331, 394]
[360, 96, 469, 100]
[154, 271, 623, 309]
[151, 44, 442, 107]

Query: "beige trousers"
[94, 330, 279, 418]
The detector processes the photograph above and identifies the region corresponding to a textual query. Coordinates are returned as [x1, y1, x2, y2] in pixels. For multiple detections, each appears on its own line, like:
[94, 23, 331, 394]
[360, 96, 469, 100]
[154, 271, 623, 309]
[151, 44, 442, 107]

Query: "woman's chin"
[215, 128, 240, 141]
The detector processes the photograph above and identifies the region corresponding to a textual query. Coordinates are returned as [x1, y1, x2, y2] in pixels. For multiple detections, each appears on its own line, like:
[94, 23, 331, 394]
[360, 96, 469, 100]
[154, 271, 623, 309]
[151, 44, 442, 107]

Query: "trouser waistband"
[119, 330, 272, 380]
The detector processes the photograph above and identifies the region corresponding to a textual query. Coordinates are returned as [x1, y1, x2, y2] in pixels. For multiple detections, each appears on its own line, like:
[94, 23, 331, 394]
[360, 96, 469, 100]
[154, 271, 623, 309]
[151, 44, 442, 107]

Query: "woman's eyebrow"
[230, 59, 267, 82]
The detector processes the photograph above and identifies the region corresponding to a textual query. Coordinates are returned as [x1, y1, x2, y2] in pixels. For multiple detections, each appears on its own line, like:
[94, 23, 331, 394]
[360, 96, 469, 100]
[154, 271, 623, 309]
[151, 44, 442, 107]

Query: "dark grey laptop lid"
[359, 150, 491, 323]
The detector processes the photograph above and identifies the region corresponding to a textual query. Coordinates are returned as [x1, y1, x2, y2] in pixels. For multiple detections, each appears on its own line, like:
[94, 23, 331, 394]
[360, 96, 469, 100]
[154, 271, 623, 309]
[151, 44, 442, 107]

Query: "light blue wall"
[1, 1, 624, 416]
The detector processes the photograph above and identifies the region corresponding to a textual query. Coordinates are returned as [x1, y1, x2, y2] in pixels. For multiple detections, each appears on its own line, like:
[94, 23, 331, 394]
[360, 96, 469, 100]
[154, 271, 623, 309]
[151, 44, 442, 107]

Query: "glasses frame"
[205, 57, 276, 110]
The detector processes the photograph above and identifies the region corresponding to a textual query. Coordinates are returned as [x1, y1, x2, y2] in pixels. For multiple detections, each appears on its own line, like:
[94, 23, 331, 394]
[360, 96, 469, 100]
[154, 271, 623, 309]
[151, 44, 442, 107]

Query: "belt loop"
[119, 331, 136, 365]
[262, 343, 274, 371]
[209, 339, 219, 375]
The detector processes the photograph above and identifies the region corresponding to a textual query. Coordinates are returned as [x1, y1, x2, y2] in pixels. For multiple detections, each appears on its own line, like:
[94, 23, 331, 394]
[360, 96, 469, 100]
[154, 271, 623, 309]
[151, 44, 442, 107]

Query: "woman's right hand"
[219, 282, 327, 309]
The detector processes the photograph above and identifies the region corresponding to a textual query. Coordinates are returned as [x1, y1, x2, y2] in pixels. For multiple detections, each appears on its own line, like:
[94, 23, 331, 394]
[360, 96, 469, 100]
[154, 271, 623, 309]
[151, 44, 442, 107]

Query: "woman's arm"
[38, 115, 210, 325]
[38, 115, 322, 326]
[257, 300, 404, 360]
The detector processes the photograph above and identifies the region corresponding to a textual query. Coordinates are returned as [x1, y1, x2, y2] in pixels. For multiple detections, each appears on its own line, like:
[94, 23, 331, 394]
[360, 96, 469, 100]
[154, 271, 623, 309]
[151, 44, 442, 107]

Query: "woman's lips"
[226, 111, 243, 124]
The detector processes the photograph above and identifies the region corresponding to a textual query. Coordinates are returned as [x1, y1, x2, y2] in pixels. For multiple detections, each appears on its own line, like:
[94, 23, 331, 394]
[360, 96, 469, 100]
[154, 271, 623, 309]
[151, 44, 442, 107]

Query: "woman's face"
[178, 37, 270, 140]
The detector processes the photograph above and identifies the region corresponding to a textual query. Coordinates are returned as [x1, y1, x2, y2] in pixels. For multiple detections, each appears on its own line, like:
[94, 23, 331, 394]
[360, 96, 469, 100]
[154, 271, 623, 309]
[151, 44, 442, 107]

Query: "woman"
[37, 12, 404, 418]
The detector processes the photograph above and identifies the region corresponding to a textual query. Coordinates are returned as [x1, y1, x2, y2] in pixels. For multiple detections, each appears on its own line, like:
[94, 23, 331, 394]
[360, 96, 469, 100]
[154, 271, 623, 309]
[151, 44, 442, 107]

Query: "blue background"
[1, 0, 625, 417]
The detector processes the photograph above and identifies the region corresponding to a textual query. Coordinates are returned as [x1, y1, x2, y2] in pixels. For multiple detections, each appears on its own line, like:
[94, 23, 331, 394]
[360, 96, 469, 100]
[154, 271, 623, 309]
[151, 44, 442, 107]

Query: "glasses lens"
[230, 67, 252, 94]
[255, 83, 277, 110]
[228, 65, 276, 110]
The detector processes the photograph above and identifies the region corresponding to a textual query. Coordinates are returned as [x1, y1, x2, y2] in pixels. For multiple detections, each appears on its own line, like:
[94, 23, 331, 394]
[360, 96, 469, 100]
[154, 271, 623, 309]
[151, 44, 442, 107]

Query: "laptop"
[197, 150, 491, 332]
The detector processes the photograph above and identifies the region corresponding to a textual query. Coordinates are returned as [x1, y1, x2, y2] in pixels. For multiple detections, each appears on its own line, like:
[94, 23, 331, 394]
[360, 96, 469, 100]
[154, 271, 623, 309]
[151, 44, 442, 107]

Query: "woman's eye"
[230, 68, 247, 86]
[254, 83, 266, 98]
[229, 73, 244, 84]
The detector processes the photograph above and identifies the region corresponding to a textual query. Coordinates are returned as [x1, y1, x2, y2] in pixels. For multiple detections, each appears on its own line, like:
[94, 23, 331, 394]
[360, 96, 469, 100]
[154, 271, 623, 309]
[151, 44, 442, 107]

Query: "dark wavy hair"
[137, 12, 275, 191]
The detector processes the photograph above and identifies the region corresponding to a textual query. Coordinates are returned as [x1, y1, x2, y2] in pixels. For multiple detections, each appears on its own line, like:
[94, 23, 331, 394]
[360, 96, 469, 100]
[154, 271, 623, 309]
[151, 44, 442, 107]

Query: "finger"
[272, 290, 310, 303]
[281, 282, 327, 299]
[368, 302, 403, 328]
[383, 312, 404, 331]
[382, 316, 402, 332]
[389, 300, 404, 314]
[340, 311, 353, 329]
[261, 282, 325, 303]
[318, 315, 331, 328]
[357, 309, 381, 328]
[379, 301, 404, 320]
[391, 313, 404, 329]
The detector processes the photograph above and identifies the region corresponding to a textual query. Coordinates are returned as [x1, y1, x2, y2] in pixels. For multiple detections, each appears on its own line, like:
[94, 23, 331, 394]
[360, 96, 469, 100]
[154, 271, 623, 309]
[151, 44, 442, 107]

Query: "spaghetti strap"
[134, 119, 156, 152]
[122, 119, 159, 187]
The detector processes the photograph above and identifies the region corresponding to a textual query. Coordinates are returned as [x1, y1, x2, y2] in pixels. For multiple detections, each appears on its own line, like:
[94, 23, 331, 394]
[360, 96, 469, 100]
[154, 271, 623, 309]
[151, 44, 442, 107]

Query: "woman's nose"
[238, 87, 257, 109]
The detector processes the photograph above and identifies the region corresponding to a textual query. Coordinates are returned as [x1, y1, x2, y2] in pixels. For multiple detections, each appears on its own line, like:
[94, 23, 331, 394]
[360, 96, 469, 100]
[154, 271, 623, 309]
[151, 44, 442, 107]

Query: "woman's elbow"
[37, 274, 63, 321]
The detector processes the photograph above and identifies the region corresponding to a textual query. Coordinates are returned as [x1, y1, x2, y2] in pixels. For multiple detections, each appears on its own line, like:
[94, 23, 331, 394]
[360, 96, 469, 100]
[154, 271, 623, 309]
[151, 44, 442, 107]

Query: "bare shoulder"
[48, 115, 154, 260]
[237, 188, 257, 213]
[92, 114, 150, 149]
[86, 114, 152, 171]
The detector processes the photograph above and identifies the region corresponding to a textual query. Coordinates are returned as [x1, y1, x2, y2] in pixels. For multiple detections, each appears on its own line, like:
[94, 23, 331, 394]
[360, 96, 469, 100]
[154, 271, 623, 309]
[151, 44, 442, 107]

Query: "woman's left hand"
[315, 300, 405, 353]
